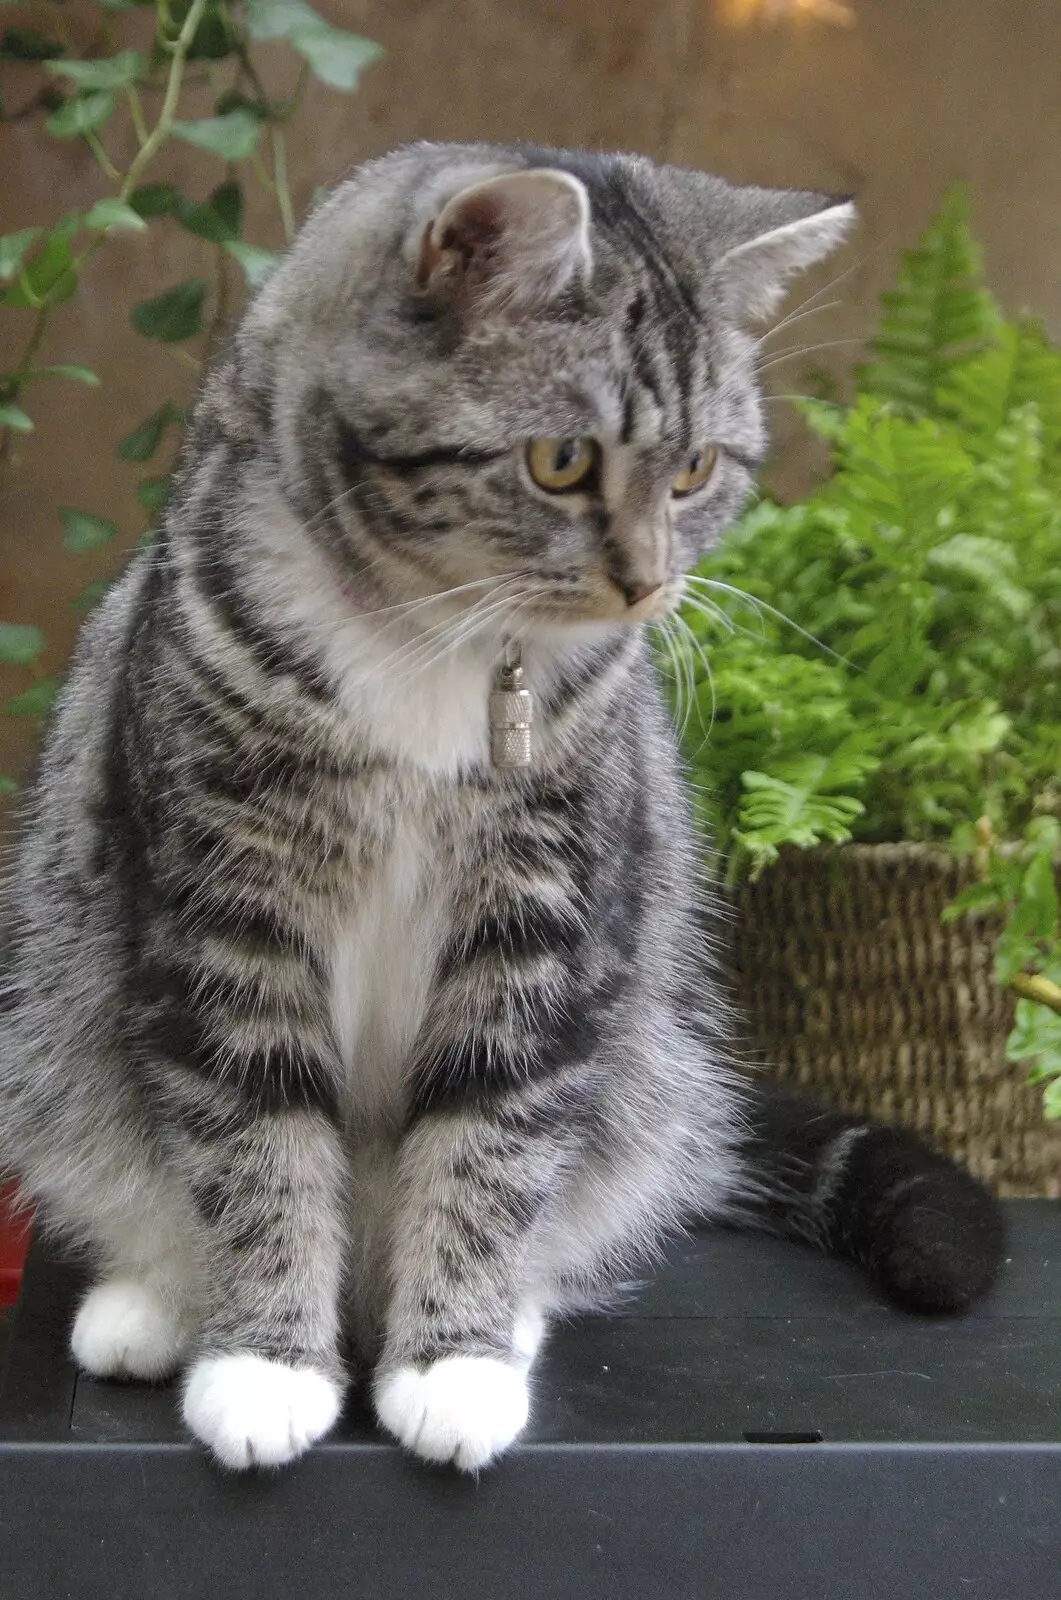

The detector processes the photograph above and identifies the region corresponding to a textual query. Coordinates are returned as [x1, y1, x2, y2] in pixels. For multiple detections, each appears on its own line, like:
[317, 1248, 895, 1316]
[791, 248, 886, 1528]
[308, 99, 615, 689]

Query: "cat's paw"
[374, 1356, 529, 1471]
[71, 1279, 190, 1381]
[182, 1354, 342, 1469]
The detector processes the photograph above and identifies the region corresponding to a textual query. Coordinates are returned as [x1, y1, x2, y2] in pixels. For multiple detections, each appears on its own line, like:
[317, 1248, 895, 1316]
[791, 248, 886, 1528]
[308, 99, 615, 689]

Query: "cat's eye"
[671, 445, 719, 498]
[526, 436, 600, 494]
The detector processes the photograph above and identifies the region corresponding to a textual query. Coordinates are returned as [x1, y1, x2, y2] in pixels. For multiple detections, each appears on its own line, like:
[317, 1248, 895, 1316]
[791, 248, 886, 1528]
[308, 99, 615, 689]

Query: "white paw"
[71, 1279, 189, 1381]
[182, 1354, 342, 1469]
[374, 1356, 529, 1471]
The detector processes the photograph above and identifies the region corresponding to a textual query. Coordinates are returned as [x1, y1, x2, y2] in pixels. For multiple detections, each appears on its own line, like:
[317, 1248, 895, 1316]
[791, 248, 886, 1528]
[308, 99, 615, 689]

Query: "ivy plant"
[0, 0, 381, 738]
[660, 187, 1061, 1113]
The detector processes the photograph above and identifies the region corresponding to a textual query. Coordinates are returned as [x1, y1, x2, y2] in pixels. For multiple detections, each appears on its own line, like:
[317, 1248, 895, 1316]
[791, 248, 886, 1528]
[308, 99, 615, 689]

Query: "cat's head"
[237, 142, 852, 638]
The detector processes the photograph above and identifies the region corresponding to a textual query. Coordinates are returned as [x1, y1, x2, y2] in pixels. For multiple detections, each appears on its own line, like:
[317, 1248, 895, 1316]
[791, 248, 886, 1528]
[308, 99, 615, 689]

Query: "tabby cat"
[0, 143, 1002, 1472]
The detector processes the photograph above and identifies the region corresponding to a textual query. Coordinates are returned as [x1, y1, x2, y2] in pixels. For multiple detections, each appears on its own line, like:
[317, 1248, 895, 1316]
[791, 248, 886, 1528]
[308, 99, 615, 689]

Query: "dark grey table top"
[4, 1200, 1060, 1449]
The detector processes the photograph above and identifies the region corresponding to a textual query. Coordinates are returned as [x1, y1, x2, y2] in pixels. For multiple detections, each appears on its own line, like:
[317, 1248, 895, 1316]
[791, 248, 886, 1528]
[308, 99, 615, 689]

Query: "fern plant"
[662, 185, 1061, 1114]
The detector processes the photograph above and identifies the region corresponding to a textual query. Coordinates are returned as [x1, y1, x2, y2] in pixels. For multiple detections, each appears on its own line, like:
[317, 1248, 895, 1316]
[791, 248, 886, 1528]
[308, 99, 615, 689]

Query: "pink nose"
[621, 581, 663, 607]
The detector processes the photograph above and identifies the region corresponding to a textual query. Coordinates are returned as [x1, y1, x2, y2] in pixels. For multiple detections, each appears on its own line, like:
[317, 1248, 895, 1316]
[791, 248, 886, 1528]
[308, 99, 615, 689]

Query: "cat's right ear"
[415, 169, 592, 317]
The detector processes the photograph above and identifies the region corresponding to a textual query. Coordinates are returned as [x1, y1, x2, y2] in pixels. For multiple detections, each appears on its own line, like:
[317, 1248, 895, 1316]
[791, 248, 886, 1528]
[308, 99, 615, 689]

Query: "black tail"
[732, 1086, 1005, 1314]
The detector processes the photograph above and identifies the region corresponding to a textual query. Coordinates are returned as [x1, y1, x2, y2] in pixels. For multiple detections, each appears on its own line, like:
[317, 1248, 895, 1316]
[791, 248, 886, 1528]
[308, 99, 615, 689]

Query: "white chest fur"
[328, 812, 445, 1133]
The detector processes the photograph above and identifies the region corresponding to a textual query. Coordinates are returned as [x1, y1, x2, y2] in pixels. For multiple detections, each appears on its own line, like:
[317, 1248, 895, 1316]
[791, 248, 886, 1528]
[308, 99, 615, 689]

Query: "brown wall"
[2, 0, 1059, 786]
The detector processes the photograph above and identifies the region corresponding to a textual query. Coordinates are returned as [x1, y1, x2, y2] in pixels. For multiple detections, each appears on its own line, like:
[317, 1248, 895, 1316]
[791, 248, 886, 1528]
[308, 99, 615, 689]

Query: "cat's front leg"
[178, 1105, 349, 1469]
[373, 1109, 567, 1471]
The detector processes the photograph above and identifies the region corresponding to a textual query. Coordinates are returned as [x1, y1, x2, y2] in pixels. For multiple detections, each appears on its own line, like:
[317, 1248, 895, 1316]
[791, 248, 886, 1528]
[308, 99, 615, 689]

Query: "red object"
[0, 1183, 33, 1307]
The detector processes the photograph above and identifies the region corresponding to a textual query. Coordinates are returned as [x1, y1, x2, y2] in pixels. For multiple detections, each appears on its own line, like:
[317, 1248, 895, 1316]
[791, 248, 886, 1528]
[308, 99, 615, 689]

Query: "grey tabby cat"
[0, 142, 1002, 1473]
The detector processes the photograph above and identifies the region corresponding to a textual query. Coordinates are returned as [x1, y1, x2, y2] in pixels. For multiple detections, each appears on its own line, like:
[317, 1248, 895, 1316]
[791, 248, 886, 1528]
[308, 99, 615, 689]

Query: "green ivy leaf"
[941, 879, 1004, 922]
[1042, 1075, 1061, 1119]
[45, 90, 117, 139]
[1007, 998, 1061, 1065]
[130, 280, 206, 343]
[116, 400, 183, 461]
[172, 110, 260, 161]
[0, 403, 33, 432]
[0, 623, 45, 665]
[28, 364, 100, 386]
[4, 679, 61, 717]
[85, 198, 148, 233]
[243, 0, 321, 39]
[4, 233, 78, 307]
[224, 240, 279, 289]
[1020, 851, 1060, 940]
[994, 929, 1042, 987]
[243, 0, 383, 90]
[59, 508, 119, 553]
[0, 228, 43, 281]
[0, 27, 64, 60]
[136, 475, 171, 515]
[71, 580, 113, 614]
[129, 183, 181, 219]
[45, 50, 144, 89]
[176, 181, 243, 243]
[291, 26, 382, 90]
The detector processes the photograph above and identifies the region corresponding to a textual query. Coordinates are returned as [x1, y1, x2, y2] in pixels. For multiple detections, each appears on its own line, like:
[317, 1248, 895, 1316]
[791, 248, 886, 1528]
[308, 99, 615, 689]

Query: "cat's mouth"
[523, 576, 683, 627]
[334, 564, 683, 634]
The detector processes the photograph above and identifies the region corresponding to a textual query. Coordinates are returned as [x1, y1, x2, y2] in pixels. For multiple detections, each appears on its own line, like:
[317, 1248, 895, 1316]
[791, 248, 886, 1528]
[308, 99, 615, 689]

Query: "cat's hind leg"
[66, 1181, 200, 1382]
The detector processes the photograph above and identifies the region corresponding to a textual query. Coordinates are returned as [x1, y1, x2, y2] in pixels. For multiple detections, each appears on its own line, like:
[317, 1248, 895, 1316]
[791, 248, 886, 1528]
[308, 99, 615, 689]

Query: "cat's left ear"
[717, 195, 856, 324]
[416, 169, 592, 316]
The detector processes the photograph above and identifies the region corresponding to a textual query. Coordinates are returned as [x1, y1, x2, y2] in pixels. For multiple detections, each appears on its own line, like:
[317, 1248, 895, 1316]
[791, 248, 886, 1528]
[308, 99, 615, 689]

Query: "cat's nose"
[620, 580, 664, 608]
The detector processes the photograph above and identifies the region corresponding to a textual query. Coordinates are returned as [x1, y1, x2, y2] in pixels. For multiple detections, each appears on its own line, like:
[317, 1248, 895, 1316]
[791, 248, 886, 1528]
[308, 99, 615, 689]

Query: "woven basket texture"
[727, 843, 1061, 1198]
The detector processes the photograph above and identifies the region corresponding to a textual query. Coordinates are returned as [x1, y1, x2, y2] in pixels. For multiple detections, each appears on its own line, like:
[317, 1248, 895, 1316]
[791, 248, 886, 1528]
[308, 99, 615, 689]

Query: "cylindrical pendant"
[490, 663, 533, 769]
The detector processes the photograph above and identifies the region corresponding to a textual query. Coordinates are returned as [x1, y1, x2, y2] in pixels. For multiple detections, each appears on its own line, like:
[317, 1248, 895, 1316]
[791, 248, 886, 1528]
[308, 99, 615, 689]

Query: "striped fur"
[0, 144, 1001, 1471]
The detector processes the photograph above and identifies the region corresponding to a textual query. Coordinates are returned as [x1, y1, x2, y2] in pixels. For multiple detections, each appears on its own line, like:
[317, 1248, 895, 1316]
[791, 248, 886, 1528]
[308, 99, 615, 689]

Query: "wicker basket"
[727, 842, 1061, 1198]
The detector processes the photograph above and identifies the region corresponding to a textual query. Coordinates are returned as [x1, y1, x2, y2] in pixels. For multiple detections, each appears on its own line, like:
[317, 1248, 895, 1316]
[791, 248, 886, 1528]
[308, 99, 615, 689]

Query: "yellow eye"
[671, 445, 719, 498]
[526, 436, 600, 494]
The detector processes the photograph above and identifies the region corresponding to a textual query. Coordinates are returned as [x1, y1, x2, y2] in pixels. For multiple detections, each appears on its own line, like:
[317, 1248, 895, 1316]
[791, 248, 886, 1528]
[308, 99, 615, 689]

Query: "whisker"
[757, 338, 865, 376]
[655, 616, 688, 740]
[756, 250, 872, 344]
[685, 574, 855, 667]
[759, 299, 842, 345]
[674, 611, 715, 744]
[385, 588, 536, 689]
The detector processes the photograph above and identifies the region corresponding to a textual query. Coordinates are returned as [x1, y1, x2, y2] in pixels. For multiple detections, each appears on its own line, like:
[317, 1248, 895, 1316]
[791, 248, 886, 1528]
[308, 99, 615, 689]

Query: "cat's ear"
[415, 169, 592, 316]
[717, 195, 856, 324]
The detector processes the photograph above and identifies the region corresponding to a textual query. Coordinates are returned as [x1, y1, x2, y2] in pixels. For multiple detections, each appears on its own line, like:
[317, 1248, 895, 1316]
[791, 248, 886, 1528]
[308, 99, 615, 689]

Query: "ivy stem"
[126, 86, 149, 149]
[204, 242, 232, 362]
[116, 0, 209, 204]
[1011, 972, 1061, 1017]
[271, 126, 294, 244]
[250, 148, 277, 197]
[0, 304, 50, 465]
[84, 129, 121, 182]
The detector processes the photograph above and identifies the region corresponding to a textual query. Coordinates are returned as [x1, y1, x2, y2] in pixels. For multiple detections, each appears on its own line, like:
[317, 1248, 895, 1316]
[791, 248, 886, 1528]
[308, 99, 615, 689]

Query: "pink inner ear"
[440, 193, 504, 259]
[416, 170, 592, 313]
[420, 193, 506, 294]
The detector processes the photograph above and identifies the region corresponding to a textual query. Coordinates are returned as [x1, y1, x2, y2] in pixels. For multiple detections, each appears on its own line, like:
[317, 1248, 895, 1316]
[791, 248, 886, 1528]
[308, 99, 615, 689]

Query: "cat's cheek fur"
[182, 1354, 344, 1470]
[374, 1357, 531, 1471]
[71, 1279, 191, 1381]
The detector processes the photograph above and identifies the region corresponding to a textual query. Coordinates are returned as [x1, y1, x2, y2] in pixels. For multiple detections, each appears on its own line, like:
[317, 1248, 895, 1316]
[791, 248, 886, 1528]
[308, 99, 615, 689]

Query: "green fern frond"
[960, 404, 1056, 552]
[936, 319, 1061, 475]
[856, 185, 1001, 415]
[926, 533, 1033, 620]
[827, 403, 975, 546]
